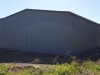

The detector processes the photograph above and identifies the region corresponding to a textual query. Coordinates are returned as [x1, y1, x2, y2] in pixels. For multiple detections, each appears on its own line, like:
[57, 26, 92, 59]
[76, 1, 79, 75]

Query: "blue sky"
[0, 0, 100, 24]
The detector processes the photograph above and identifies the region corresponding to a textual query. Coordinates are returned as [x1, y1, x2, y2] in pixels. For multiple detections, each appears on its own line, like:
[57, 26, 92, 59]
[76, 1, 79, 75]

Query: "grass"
[0, 60, 100, 75]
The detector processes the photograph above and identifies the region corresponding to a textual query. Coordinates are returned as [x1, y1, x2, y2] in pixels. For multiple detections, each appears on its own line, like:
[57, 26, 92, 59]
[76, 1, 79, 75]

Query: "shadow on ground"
[0, 48, 100, 64]
[0, 48, 57, 64]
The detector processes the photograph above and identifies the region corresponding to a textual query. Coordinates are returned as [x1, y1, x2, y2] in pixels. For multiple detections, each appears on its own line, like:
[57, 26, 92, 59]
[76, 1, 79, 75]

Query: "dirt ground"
[0, 48, 58, 64]
[0, 48, 100, 64]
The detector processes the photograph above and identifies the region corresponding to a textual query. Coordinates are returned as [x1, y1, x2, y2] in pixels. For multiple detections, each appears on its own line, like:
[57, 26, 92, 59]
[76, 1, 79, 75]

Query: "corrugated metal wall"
[0, 9, 69, 54]
[0, 9, 100, 55]
[26, 10, 69, 54]
[0, 10, 28, 51]
[67, 13, 100, 54]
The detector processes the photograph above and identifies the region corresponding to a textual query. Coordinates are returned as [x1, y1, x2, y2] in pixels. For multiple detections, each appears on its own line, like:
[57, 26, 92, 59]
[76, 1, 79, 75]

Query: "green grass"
[0, 60, 100, 75]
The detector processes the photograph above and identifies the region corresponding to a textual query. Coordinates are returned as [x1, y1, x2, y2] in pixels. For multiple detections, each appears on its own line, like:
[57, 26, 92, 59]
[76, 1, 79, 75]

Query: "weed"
[1, 60, 100, 75]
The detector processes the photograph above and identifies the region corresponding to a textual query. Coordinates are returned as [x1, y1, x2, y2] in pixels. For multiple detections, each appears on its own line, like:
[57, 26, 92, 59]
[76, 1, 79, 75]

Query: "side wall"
[67, 13, 100, 54]
[0, 11, 28, 51]
[0, 10, 69, 54]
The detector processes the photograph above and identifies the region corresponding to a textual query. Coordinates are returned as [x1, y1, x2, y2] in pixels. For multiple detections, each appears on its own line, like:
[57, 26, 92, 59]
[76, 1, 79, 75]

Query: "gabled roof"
[0, 9, 26, 21]
[0, 9, 100, 25]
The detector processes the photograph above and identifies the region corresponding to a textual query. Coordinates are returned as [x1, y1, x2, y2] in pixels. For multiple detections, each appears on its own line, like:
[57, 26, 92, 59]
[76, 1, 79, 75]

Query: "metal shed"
[0, 9, 100, 55]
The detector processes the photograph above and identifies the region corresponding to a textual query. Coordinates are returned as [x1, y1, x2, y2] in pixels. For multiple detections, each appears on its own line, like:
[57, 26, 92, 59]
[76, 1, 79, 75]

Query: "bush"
[0, 64, 11, 75]
[0, 60, 100, 75]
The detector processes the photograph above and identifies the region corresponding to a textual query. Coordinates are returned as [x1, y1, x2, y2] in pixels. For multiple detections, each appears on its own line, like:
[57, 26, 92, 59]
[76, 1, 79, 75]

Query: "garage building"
[0, 9, 100, 55]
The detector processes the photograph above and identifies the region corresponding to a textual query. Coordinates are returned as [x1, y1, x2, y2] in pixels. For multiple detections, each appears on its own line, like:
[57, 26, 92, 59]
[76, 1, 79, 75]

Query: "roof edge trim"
[0, 9, 100, 25]
[0, 9, 27, 21]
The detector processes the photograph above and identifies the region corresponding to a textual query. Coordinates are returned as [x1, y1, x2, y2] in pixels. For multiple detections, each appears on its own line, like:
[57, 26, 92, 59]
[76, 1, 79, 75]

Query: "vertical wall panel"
[67, 13, 100, 54]
[25, 10, 68, 54]
[0, 9, 100, 55]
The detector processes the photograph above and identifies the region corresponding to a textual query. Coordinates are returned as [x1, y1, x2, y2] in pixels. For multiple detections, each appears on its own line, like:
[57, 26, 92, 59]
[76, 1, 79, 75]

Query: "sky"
[0, 0, 100, 24]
